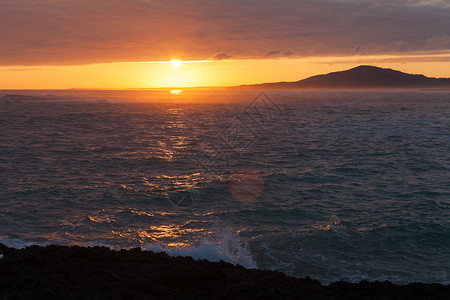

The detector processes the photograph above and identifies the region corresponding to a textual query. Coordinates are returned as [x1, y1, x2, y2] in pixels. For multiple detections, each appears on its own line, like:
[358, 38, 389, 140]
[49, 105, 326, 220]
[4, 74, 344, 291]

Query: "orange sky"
[1, 54, 450, 89]
[1, 0, 450, 89]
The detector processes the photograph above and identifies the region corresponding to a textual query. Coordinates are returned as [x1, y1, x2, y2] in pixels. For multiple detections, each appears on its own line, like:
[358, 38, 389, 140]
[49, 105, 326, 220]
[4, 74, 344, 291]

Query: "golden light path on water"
[112, 223, 210, 248]
[115, 108, 259, 249]
[81, 92, 266, 251]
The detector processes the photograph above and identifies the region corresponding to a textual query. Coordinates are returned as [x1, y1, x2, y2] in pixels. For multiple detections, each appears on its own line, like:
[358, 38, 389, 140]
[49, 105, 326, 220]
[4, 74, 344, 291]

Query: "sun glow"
[2, 54, 450, 89]
[170, 60, 182, 67]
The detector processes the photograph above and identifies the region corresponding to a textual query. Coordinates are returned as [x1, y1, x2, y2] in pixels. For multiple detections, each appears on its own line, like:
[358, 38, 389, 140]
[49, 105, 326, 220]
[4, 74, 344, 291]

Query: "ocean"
[0, 89, 449, 285]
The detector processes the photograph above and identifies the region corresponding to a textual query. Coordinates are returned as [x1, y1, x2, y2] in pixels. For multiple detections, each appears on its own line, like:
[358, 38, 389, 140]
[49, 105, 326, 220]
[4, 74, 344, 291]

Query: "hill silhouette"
[236, 65, 450, 89]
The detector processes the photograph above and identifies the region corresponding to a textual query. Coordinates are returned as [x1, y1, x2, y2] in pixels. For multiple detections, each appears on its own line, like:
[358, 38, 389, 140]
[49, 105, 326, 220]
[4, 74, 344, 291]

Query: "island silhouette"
[235, 65, 450, 90]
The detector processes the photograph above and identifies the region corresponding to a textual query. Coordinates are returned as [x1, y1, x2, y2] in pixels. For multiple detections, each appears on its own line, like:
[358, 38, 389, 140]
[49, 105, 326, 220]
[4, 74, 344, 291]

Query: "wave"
[143, 236, 256, 269]
[1, 217, 449, 285]
[0, 223, 256, 269]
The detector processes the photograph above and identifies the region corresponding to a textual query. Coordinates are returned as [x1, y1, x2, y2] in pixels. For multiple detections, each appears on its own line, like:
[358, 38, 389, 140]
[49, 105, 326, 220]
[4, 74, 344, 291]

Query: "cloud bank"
[0, 0, 449, 65]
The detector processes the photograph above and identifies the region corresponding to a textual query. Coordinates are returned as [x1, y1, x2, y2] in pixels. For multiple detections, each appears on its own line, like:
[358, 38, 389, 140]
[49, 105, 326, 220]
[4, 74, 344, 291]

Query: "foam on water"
[143, 228, 256, 269]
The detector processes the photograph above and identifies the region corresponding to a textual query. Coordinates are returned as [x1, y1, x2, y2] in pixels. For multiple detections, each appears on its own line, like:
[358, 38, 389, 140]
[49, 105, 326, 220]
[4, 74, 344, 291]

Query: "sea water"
[0, 89, 449, 284]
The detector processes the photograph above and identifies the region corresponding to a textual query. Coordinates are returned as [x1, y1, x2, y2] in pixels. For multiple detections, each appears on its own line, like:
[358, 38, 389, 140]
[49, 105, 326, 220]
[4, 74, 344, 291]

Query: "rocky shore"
[0, 243, 448, 299]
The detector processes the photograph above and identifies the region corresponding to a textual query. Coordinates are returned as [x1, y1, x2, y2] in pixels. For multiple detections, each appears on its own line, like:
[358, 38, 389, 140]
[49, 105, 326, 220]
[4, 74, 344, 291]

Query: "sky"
[1, 0, 450, 88]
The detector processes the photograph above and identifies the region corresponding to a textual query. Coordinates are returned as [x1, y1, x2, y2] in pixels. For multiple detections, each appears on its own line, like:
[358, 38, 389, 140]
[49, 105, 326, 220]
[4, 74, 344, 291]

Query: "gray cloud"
[0, 0, 449, 65]
[263, 51, 281, 58]
[285, 50, 294, 56]
[425, 35, 450, 50]
[262, 50, 295, 58]
[212, 52, 232, 60]
[316, 54, 450, 65]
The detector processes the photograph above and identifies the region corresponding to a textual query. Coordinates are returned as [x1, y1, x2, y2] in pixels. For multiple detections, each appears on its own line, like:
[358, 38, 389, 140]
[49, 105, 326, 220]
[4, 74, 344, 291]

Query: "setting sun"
[170, 60, 182, 67]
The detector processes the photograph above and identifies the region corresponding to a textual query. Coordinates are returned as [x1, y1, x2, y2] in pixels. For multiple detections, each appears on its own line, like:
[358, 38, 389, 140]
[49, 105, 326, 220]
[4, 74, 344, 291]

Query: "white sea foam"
[0, 238, 34, 249]
[143, 230, 256, 269]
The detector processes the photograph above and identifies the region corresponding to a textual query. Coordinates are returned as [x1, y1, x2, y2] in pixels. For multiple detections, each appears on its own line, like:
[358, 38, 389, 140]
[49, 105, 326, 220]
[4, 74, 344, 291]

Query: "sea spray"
[143, 227, 256, 268]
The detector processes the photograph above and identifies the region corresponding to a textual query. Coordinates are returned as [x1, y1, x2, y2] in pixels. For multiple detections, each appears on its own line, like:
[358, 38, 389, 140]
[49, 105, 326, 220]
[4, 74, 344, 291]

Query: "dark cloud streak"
[212, 52, 232, 60]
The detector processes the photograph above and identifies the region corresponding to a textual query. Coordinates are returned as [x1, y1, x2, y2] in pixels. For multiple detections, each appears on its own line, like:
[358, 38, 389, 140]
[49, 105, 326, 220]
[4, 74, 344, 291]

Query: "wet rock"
[0, 243, 448, 299]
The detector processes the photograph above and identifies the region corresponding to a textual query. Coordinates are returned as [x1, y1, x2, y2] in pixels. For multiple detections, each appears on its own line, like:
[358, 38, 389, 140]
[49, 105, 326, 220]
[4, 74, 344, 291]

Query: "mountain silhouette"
[235, 65, 450, 89]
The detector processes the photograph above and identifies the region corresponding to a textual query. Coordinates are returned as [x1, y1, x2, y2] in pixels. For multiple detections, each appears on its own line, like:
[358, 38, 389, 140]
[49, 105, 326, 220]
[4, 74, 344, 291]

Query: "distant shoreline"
[233, 66, 450, 90]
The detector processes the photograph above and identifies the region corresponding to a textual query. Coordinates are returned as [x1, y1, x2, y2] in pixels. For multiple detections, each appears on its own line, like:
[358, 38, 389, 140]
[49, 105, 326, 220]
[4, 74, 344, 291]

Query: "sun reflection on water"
[170, 89, 182, 95]
[112, 222, 209, 248]
[155, 107, 190, 162]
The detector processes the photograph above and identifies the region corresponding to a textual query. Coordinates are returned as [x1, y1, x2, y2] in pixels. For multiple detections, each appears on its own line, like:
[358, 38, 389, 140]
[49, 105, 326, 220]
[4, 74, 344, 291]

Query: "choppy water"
[0, 89, 449, 284]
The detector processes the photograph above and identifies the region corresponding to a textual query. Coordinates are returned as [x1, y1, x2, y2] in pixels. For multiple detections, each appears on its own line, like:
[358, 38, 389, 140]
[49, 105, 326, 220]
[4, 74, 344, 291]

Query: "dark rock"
[0, 243, 448, 299]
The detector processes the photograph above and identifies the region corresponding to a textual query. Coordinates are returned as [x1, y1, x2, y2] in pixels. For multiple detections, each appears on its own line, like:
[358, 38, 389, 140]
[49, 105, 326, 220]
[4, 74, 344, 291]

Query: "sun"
[170, 60, 182, 67]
